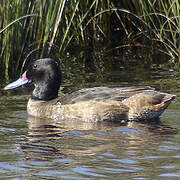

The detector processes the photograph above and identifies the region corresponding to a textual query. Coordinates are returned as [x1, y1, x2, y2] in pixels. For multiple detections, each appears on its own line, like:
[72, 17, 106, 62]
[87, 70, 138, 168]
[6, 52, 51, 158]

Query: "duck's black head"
[4, 58, 62, 101]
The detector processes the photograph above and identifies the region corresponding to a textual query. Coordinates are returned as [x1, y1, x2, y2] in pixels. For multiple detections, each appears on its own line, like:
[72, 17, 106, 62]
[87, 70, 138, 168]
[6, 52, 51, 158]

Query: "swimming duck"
[4, 58, 175, 122]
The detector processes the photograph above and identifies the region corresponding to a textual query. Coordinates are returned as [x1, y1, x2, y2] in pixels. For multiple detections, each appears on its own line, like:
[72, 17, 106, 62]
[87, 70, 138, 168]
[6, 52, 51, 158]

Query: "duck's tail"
[156, 92, 176, 110]
[122, 91, 176, 121]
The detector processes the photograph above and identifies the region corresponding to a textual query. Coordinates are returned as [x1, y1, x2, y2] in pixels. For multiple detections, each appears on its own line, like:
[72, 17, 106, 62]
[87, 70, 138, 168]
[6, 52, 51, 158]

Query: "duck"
[4, 58, 176, 122]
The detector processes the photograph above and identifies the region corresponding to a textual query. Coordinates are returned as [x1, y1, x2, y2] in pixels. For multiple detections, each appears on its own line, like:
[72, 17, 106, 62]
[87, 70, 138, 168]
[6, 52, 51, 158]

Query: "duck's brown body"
[27, 87, 175, 122]
[27, 98, 128, 122]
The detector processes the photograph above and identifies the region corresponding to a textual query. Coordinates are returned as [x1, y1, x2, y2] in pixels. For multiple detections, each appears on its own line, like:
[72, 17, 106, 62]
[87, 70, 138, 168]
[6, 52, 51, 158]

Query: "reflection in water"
[13, 114, 179, 179]
[18, 115, 177, 163]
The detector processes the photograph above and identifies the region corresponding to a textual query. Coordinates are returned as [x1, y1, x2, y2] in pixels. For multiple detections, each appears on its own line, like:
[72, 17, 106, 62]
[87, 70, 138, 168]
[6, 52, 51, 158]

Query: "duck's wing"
[60, 86, 155, 105]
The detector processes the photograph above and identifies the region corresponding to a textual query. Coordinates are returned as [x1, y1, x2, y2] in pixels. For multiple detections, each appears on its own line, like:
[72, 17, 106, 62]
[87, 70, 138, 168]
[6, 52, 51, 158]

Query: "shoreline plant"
[0, 0, 179, 81]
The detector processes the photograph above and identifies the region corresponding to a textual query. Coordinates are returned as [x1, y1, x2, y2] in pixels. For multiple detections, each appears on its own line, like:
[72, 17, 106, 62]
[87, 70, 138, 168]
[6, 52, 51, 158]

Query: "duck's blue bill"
[4, 72, 29, 90]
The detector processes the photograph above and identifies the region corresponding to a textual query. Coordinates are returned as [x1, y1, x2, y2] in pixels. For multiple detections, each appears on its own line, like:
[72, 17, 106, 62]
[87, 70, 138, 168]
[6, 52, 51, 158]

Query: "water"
[0, 66, 180, 179]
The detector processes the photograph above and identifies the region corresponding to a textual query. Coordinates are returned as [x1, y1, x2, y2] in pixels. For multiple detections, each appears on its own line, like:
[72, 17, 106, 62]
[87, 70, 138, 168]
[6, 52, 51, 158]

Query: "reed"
[130, 0, 180, 62]
[0, 0, 180, 80]
[0, 0, 112, 79]
[0, 1, 39, 81]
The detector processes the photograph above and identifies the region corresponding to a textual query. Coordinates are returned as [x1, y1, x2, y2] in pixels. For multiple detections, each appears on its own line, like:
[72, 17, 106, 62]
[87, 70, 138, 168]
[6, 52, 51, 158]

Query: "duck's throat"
[31, 84, 58, 101]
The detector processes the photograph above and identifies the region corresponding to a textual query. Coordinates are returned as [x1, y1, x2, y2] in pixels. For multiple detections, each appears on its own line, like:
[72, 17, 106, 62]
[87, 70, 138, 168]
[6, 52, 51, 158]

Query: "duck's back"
[60, 86, 155, 104]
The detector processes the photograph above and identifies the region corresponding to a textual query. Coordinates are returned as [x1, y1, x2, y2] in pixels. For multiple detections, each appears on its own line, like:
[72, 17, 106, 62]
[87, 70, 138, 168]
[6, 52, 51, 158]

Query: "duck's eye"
[33, 64, 38, 69]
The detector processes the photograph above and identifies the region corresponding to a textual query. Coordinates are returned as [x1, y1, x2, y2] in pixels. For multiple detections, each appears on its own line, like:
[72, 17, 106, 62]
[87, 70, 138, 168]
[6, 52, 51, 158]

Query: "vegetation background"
[0, 0, 179, 81]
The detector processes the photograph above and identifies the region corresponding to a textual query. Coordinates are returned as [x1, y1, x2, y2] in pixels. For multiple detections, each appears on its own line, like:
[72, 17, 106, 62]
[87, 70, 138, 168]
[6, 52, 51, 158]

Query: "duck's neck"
[31, 82, 59, 101]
